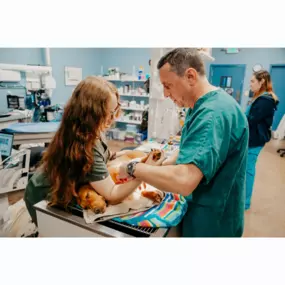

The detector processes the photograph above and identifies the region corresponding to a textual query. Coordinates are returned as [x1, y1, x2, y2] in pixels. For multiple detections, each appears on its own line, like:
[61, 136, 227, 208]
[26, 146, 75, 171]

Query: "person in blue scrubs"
[245, 70, 279, 210]
[119, 48, 249, 237]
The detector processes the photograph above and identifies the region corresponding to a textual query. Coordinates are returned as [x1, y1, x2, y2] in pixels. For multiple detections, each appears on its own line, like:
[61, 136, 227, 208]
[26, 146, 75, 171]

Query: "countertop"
[0, 113, 27, 123]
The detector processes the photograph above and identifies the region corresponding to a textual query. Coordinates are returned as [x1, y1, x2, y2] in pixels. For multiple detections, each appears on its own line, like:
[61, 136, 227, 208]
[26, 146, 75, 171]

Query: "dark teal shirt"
[176, 89, 249, 237]
[24, 136, 111, 226]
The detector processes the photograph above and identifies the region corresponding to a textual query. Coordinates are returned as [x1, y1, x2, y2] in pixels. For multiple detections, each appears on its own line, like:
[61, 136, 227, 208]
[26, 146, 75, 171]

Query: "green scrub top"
[24, 135, 110, 226]
[176, 89, 249, 237]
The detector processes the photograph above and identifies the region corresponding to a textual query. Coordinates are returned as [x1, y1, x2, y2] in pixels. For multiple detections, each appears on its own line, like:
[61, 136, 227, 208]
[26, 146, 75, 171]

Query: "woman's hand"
[109, 151, 117, 161]
[117, 150, 165, 181]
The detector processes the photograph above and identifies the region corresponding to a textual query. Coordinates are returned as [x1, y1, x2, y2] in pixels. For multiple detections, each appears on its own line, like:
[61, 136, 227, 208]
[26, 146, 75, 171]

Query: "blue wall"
[0, 48, 102, 108]
[2, 48, 284, 112]
[0, 48, 151, 109]
[209, 48, 285, 110]
[50, 48, 101, 104]
[0, 48, 44, 65]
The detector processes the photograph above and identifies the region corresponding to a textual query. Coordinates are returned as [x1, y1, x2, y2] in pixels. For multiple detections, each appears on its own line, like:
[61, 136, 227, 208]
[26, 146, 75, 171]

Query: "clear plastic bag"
[0, 199, 37, 237]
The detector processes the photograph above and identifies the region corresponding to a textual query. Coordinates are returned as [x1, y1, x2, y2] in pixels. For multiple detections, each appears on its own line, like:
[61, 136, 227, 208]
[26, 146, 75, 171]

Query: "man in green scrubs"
[119, 48, 249, 237]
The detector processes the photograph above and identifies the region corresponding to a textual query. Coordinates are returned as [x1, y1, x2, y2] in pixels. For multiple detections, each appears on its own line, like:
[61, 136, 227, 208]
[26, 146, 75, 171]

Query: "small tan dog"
[76, 184, 107, 214]
[77, 149, 163, 214]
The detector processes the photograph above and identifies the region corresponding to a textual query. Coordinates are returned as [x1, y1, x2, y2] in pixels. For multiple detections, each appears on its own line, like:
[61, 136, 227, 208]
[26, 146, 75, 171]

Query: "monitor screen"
[0, 132, 14, 158]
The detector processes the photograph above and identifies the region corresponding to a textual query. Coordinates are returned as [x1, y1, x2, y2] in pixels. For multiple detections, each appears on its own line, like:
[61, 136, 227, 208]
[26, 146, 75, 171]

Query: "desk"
[12, 132, 55, 145]
[2, 121, 59, 146]
[0, 113, 26, 130]
[34, 200, 172, 237]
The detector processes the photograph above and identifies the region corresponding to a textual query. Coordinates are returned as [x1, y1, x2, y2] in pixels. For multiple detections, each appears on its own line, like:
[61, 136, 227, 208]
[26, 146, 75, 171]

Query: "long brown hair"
[42, 76, 120, 208]
[253, 70, 278, 102]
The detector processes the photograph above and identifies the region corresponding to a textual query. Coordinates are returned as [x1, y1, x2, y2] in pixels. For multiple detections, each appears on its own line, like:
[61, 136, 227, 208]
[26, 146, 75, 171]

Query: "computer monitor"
[0, 131, 14, 160]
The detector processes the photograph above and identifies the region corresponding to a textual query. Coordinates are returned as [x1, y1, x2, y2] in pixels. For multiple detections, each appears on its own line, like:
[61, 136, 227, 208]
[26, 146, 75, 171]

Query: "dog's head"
[77, 185, 107, 214]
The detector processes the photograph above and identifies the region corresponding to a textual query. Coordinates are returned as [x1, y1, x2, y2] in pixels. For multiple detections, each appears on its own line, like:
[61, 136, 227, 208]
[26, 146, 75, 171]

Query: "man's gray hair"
[157, 48, 206, 77]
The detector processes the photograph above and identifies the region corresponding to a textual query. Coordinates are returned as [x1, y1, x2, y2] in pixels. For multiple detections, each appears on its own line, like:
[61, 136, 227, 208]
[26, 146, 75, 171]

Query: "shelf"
[119, 94, 149, 98]
[121, 107, 145, 111]
[102, 76, 146, 82]
[115, 119, 142, 125]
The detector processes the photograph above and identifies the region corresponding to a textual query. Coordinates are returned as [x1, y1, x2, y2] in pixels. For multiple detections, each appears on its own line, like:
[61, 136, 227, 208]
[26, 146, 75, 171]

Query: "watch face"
[127, 161, 137, 178]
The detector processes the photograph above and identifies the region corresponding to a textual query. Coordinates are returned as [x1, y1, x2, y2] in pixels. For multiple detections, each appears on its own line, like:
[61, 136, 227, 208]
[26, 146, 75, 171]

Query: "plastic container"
[125, 135, 135, 144]
[129, 100, 136, 108]
[118, 130, 126, 141]
[126, 124, 137, 133]
[135, 133, 143, 145]
[112, 129, 120, 140]
[105, 130, 112, 140]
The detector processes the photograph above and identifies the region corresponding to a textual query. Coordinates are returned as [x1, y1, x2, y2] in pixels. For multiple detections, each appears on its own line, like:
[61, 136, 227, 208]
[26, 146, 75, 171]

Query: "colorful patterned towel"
[113, 192, 188, 228]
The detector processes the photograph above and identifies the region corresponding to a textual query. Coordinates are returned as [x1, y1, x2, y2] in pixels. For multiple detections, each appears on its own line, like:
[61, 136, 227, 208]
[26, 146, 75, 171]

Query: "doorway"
[270, 65, 285, 130]
[209, 64, 246, 104]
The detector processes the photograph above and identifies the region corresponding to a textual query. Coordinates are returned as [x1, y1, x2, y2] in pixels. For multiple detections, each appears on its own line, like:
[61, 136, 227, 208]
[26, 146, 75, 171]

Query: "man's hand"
[117, 150, 165, 180]
[145, 150, 166, 166]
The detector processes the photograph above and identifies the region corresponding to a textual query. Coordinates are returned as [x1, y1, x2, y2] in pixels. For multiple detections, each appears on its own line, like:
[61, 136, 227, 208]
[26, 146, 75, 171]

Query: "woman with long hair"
[24, 76, 162, 225]
[245, 70, 279, 210]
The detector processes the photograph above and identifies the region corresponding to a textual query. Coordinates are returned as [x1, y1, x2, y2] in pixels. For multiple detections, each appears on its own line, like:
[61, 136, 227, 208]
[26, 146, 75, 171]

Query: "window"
[220, 76, 232, 88]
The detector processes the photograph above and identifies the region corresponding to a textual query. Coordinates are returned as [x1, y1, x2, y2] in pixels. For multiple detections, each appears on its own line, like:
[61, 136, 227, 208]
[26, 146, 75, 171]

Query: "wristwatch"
[127, 161, 139, 178]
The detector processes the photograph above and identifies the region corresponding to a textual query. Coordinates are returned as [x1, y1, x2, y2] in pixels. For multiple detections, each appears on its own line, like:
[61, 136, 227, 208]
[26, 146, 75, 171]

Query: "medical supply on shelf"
[107, 67, 120, 79]
[135, 133, 143, 144]
[118, 130, 126, 141]
[134, 112, 142, 121]
[138, 66, 144, 81]
[104, 67, 149, 140]
[129, 100, 136, 108]
[124, 134, 135, 144]
[106, 127, 143, 144]
[7, 95, 25, 110]
[120, 101, 129, 108]
[126, 124, 137, 132]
